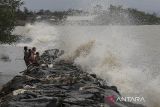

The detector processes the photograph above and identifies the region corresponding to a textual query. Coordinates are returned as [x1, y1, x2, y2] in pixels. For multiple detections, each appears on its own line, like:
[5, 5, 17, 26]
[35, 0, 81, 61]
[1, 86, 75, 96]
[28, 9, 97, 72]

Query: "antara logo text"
[105, 95, 145, 105]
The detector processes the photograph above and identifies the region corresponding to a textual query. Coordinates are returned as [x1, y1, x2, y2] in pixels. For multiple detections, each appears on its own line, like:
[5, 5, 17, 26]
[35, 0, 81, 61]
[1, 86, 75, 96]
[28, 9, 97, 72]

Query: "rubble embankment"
[0, 49, 146, 107]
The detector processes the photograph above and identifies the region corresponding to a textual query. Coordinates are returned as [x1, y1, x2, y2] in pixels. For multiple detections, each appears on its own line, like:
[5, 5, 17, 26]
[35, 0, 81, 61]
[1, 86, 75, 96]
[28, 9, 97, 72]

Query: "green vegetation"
[0, 0, 23, 44]
[36, 10, 67, 22]
[28, 5, 160, 25]
[95, 5, 160, 25]
[16, 9, 68, 24]
[127, 8, 160, 25]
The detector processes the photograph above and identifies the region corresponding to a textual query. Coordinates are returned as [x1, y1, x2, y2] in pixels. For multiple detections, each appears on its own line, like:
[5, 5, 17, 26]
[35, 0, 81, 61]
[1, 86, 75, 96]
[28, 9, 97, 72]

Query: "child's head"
[32, 47, 36, 52]
[24, 46, 28, 51]
[28, 49, 32, 52]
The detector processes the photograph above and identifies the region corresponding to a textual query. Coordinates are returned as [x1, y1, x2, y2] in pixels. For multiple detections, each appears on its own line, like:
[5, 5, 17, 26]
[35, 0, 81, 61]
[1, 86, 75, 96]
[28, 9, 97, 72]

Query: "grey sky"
[22, 0, 160, 13]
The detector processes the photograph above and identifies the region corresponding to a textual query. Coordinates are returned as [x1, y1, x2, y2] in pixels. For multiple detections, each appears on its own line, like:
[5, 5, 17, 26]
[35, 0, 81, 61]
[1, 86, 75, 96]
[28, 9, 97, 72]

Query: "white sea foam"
[13, 22, 59, 51]
[13, 22, 160, 107]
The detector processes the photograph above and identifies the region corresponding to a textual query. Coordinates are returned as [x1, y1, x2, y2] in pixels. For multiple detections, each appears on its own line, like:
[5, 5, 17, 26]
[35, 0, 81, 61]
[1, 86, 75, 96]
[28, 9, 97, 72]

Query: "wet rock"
[0, 54, 11, 62]
[0, 75, 41, 98]
[41, 49, 64, 64]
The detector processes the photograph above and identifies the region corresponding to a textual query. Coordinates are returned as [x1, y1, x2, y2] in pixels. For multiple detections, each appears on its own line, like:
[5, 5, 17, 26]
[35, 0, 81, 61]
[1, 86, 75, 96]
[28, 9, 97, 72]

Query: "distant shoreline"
[15, 19, 160, 26]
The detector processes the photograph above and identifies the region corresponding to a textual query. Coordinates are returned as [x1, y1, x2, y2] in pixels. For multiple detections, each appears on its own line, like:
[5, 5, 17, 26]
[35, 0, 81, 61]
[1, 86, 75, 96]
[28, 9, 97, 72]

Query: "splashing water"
[58, 25, 160, 107]
[12, 22, 59, 51]
[13, 22, 160, 107]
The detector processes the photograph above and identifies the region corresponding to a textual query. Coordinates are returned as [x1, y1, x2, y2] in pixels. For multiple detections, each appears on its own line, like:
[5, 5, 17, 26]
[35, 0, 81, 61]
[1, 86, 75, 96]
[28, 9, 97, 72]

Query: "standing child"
[24, 46, 29, 66]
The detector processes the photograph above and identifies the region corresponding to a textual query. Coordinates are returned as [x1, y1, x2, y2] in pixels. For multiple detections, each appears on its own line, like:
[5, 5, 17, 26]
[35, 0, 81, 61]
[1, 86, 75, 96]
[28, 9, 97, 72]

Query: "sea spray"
[56, 25, 160, 107]
[13, 22, 160, 107]
[12, 22, 59, 51]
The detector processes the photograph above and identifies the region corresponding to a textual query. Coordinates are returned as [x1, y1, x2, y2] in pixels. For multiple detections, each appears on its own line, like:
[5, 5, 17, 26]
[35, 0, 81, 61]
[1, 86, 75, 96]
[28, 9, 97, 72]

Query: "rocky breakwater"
[0, 49, 146, 107]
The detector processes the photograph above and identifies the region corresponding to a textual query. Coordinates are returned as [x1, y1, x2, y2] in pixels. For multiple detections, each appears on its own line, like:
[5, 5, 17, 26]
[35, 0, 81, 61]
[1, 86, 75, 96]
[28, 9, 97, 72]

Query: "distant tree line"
[15, 8, 89, 24]
[127, 8, 160, 25]
[36, 9, 67, 22]
[17, 5, 160, 25]
[16, 8, 67, 24]
[94, 5, 160, 25]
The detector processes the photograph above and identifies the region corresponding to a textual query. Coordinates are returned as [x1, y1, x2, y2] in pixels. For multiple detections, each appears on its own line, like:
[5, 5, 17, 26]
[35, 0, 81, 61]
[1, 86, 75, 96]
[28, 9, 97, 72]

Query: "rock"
[0, 54, 11, 62]
[13, 89, 27, 96]
[0, 49, 146, 107]
[0, 75, 41, 98]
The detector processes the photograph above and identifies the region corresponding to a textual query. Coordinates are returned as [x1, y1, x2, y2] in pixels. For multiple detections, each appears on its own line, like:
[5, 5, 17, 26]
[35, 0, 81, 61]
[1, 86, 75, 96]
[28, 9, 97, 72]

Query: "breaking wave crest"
[13, 22, 59, 51]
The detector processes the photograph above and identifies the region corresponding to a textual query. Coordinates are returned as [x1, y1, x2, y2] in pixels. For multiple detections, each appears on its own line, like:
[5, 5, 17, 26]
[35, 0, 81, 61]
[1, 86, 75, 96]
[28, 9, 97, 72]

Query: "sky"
[22, 0, 160, 14]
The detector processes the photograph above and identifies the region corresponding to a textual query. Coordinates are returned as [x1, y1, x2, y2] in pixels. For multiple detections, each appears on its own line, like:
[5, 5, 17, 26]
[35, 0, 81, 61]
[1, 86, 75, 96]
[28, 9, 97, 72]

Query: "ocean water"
[0, 23, 160, 106]
[0, 46, 25, 87]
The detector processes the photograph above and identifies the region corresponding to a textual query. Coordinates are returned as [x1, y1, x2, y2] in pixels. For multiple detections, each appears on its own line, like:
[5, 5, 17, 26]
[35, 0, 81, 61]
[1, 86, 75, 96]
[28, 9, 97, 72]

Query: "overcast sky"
[22, 0, 160, 14]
